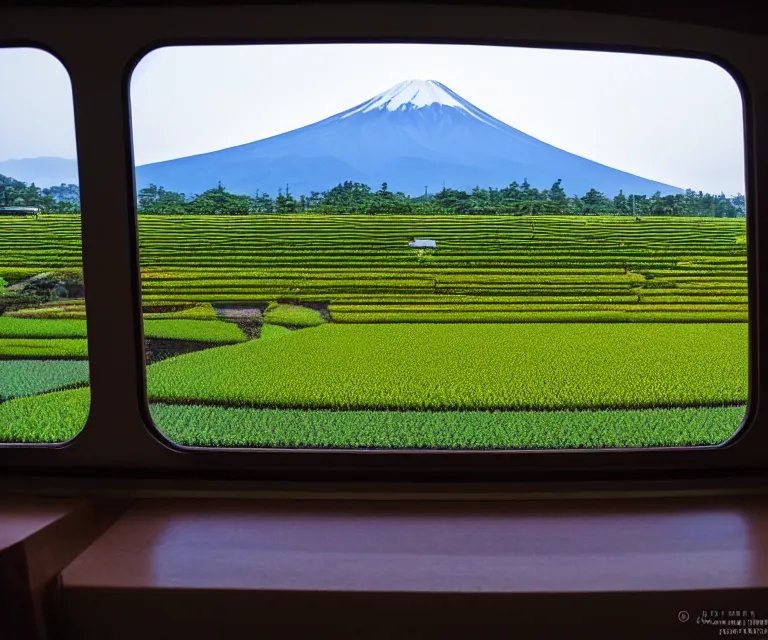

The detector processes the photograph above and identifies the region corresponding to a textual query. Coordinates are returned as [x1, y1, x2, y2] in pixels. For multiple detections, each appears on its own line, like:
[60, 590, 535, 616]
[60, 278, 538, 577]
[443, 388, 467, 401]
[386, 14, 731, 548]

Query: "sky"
[1, 44, 747, 195]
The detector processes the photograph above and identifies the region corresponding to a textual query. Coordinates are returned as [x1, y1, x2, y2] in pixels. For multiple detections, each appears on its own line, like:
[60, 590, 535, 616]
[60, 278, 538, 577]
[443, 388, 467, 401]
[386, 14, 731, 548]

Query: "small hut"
[0, 206, 40, 218]
[408, 238, 436, 249]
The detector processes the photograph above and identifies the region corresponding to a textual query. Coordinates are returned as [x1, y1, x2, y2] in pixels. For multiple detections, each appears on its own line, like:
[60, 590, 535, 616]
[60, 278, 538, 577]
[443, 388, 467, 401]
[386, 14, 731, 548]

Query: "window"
[127, 44, 748, 450]
[0, 48, 88, 444]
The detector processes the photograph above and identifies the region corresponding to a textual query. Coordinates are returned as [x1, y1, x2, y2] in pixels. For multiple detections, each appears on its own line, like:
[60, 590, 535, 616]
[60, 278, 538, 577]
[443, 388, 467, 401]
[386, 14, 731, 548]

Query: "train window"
[128, 43, 747, 450]
[0, 47, 89, 444]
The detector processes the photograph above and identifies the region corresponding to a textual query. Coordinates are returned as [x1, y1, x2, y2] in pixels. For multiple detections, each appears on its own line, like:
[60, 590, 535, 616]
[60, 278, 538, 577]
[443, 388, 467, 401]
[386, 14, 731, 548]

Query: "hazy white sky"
[1, 44, 746, 195]
[0, 48, 77, 161]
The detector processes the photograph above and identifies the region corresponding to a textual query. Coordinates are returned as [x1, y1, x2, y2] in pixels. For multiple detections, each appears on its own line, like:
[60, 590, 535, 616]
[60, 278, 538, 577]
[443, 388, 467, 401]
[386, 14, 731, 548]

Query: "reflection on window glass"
[130, 44, 747, 450]
[0, 48, 89, 443]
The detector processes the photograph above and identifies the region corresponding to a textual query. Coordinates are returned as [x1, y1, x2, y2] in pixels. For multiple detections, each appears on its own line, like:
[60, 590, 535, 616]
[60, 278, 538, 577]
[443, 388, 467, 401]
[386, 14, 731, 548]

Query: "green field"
[0, 213, 750, 447]
[144, 323, 746, 411]
[0, 317, 245, 343]
[0, 387, 744, 448]
[134, 214, 748, 322]
[263, 303, 325, 327]
[0, 360, 89, 400]
[0, 338, 88, 358]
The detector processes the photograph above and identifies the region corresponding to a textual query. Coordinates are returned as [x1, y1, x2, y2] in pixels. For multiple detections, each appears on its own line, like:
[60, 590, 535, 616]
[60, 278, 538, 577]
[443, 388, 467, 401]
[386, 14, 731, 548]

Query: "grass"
[6, 304, 87, 320]
[329, 310, 747, 323]
[0, 386, 89, 443]
[260, 324, 293, 340]
[150, 403, 746, 448]
[145, 323, 748, 411]
[262, 304, 326, 327]
[0, 267, 48, 284]
[8, 301, 218, 321]
[0, 214, 751, 447]
[0, 360, 89, 400]
[143, 303, 219, 320]
[0, 384, 744, 447]
[0, 316, 246, 343]
[0, 317, 86, 338]
[0, 338, 88, 358]
[5, 214, 744, 321]
[143, 319, 246, 342]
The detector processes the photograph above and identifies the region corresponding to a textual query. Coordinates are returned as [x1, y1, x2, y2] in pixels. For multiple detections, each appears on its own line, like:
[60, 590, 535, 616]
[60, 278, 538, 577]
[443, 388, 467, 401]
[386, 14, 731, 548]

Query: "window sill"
[49, 494, 768, 639]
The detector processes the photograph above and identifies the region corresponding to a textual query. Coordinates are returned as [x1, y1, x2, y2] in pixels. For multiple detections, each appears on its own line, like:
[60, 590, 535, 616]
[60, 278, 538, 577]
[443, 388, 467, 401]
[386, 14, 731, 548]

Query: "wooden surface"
[59, 496, 768, 639]
[0, 499, 85, 554]
[0, 498, 127, 640]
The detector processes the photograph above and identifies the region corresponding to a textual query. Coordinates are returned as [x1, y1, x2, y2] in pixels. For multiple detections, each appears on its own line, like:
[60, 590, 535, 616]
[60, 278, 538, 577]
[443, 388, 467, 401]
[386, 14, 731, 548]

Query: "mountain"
[0, 157, 79, 188]
[136, 79, 682, 198]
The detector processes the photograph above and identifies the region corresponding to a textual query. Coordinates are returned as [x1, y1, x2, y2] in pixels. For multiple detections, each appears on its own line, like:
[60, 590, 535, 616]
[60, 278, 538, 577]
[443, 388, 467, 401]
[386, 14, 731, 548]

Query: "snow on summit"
[341, 79, 469, 117]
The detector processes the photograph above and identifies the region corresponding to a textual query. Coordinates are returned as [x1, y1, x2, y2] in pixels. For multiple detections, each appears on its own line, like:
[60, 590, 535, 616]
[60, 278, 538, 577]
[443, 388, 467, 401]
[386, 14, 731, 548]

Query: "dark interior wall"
[3, 0, 768, 35]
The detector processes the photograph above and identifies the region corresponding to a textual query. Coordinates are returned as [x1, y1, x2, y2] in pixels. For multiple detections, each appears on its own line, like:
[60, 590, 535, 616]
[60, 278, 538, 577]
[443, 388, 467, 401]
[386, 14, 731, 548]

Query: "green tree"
[185, 183, 251, 215]
[434, 187, 471, 214]
[731, 193, 746, 217]
[549, 178, 567, 203]
[500, 181, 522, 202]
[137, 184, 187, 214]
[320, 181, 373, 213]
[275, 185, 298, 213]
[612, 190, 629, 215]
[251, 190, 274, 213]
[581, 188, 611, 214]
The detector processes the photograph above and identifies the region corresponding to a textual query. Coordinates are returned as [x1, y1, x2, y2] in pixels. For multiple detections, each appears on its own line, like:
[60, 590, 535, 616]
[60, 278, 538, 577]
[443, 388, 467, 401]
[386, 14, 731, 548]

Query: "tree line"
[1, 172, 746, 217]
[0, 174, 81, 213]
[136, 179, 747, 218]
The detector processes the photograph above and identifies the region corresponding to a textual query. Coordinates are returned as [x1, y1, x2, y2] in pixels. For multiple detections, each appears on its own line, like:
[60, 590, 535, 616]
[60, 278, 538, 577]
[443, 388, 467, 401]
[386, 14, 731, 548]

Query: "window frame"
[0, 3, 764, 483]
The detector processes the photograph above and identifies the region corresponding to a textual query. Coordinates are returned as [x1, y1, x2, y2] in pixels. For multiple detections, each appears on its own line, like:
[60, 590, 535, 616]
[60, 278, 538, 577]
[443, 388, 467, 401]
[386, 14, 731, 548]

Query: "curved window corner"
[129, 44, 748, 451]
[0, 47, 89, 445]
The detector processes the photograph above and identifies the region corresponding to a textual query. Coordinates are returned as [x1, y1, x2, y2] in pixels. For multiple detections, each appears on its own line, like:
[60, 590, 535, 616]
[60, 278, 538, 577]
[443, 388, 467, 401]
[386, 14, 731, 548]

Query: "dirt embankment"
[213, 304, 267, 339]
[144, 338, 225, 365]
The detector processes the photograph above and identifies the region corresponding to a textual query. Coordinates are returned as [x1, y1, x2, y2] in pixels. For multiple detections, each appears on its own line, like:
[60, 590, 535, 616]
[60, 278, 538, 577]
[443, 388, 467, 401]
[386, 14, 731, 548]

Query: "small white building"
[408, 238, 436, 249]
[0, 206, 40, 218]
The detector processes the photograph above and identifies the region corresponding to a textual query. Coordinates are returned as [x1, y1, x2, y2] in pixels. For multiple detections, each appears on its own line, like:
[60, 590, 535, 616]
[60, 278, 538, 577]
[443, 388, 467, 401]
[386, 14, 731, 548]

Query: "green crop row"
[144, 323, 748, 411]
[639, 296, 748, 304]
[0, 387, 90, 443]
[329, 311, 748, 323]
[328, 304, 747, 313]
[0, 338, 88, 358]
[262, 304, 325, 328]
[8, 305, 88, 320]
[143, 303, 219, 320]
[0, 318, 86, 338]
[0, 317, 246, 343]
[144, 267, 634, 279]
[0, 383, 745, 447]
[150, 403, 746, 449]
[143, 319, 247, 342]
[0, 359, 90, 400]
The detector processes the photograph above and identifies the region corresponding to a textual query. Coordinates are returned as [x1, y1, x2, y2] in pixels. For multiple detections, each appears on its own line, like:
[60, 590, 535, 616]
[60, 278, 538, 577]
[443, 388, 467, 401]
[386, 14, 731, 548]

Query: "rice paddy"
[0, 213, 749, 447]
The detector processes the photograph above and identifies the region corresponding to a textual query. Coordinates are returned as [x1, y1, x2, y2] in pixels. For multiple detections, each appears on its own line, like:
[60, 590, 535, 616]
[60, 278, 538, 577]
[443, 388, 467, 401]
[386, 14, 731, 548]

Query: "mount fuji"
[135, 79, 683, 198]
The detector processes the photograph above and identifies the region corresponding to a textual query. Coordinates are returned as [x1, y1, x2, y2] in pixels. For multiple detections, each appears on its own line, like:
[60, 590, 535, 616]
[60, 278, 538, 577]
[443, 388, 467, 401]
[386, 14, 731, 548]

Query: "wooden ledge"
[59, 496, 768, 639]
[0, 498, 127, 639]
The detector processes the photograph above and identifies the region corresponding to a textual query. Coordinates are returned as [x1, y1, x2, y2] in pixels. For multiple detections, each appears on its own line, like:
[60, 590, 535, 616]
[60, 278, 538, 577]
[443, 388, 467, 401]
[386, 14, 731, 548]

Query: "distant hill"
[136, 79, 683, 198]
[0, 157, 79, 188]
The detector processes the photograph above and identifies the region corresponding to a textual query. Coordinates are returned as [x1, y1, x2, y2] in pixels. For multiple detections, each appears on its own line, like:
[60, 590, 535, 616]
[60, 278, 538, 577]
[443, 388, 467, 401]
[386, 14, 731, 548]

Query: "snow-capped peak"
[341, 79, 473, 118]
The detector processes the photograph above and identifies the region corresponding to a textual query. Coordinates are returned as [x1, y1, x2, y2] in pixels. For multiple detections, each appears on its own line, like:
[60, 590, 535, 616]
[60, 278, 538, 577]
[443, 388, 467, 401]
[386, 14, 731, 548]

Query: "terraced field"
[135, 214, 749, 322]
[0, 213, 750, 447]
[0, 214, 749, 321]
